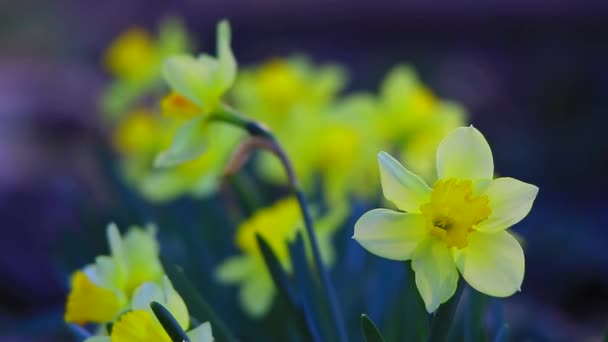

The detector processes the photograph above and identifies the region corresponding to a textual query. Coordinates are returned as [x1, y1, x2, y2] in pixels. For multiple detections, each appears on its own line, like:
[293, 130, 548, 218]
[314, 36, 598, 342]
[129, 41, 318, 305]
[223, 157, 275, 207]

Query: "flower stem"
[428, 278, 464, 342]
[211, 103, 348, 342]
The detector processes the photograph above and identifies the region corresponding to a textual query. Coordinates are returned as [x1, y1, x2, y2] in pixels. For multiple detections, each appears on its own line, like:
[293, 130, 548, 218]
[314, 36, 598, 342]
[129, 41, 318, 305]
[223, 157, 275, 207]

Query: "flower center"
[419, 178, 491, 249]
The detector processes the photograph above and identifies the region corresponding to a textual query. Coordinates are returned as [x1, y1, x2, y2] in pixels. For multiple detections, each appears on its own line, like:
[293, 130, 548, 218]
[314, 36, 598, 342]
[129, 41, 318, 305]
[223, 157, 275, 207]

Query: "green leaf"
[360, 314, 386, 342]
[154, 116, 208, 167]
[256, 234, 311, 340]
[161, 258, 237, 342]
[288, 232, 323, 342]
[464, 287, 487, 342]
[403, 261, 430, 341]
[256, 234, 299, 308]
[151, 301, 190, 342]
[428, 278, 464, 342]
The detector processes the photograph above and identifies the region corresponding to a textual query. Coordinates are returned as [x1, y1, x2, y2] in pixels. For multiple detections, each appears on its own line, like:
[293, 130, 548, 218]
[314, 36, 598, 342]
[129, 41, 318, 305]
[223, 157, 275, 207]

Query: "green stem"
[428, 278, 464, 342]
[211, 103, 348, 342]
[226, 171, 264, 215]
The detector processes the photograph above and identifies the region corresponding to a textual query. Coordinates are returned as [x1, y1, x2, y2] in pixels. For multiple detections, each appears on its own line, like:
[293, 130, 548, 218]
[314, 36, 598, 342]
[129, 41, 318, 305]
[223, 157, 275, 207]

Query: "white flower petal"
[436, 126, 494, 180]
[378, 151, 431, 213]
[477, 177, 539, 233]
[412, 240, 459, 313]
[454, 231, 524, 297]
[353, 209, 427, 261]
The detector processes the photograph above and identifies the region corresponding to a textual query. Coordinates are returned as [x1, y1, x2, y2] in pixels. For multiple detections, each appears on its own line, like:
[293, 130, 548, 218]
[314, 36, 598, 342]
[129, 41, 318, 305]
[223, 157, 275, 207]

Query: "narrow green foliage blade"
[161, 257, 237, 342]
[360, 314, 386, 342]
[464, 287, 487, 342]
[256, 233, 312, 340]
[151, 301, 190, 342]
[428, 278, 465, 342]
[288, 232, 324, 342]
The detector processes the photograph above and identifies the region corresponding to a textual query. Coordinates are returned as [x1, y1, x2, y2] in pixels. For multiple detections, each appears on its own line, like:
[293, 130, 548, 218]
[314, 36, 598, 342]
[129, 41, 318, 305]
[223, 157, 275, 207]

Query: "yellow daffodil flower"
[154, 20, 237, 167]
[84, 277, 214, 342]
[231, 56, 347, 128]
[377, 65, 466, 181]
[215, 197, 346, 318]
[113, 108, 242, 202]
[102, 17, 192, 119]
[353, 126, 538, 313]
[65, 223, 163, 324]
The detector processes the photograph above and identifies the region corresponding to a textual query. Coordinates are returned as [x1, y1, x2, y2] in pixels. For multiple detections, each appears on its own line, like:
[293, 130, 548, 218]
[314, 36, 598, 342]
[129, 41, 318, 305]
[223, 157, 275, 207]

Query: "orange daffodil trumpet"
[353, 126, 538, 313]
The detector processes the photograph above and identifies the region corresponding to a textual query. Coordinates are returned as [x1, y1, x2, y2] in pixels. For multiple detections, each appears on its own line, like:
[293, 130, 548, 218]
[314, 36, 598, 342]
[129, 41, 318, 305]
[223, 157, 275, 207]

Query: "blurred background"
[1, 1, 608, 341]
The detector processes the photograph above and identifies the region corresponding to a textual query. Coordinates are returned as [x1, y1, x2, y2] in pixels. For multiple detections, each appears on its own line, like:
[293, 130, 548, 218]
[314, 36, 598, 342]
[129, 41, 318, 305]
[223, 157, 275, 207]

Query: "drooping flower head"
[113, 108, 242, 202]
[354, 126, 538, 312]
[215, 197, 346, 317]
[154, 20, 238, 168]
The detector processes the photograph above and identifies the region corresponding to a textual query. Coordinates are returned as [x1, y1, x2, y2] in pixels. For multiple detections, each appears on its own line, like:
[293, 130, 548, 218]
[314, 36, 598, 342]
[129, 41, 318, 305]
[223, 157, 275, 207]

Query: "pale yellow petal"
[412, 240, 459, 313]
[436, 126, 494, 180]
[353, 209, 427, 261]
[378, 151, 431, 213]
[188, 322, 214, 342]
[111, 310, 171, 342]
[215, 256, 257, 284]
[477, 178, 539, 233]
[239, 272, 275, 318]
[453, 230, 524, 297]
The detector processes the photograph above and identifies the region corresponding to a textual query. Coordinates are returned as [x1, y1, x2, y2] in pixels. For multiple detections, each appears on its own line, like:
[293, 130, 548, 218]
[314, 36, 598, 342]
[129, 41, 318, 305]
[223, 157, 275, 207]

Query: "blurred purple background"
[1, 1, 608, 340]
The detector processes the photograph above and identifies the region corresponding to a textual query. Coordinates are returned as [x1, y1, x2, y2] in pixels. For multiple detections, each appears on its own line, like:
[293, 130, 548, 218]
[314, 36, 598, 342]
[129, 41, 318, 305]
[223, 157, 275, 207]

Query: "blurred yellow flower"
[215, 197, 346, 317]
[101, 17, 192, 119]
[231, 56, 347, 127]
[153, 20, 237, 168]
[377, 65, 467, 181]
[84, 277, 214, 342]
[65, 223, 163, 324]
[113, 108, 242, 202]
[354, 126, 538, 313]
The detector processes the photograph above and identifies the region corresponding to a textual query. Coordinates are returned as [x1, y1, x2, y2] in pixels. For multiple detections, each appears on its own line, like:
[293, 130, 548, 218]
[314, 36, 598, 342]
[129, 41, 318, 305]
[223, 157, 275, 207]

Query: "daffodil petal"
[111, 310, 171, 342]
[353, 209, 427, 261]
[162, 55, 211, 107]
[436, 126, 494, 180]
[378, 151, 431, 213]
[477, 177, 539, 233]
[187, 322, 214, 342]
[239, 272, 274, 318]
[215, 256, 257, 284]
[84, 337, 110, 342]
[154, 116, 209, 167]
[216, 20, 237, 92]
[454, 230, 524, 297]
[412, 240, 459, 313]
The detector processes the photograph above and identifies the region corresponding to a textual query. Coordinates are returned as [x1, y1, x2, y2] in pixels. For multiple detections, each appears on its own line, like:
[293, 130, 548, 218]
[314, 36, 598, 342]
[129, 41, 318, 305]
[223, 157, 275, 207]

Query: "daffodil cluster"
[108, 21, 243, 202]
[64, 224, 213, 341]
[354, 126, 538, 312]
[101, 17, 465, 209]
[231, 60, 466, 207]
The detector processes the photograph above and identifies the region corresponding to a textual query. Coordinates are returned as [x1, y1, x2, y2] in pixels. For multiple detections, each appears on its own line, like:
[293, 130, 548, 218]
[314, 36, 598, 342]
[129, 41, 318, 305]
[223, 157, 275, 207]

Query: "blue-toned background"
[1, 1, 607, 340]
